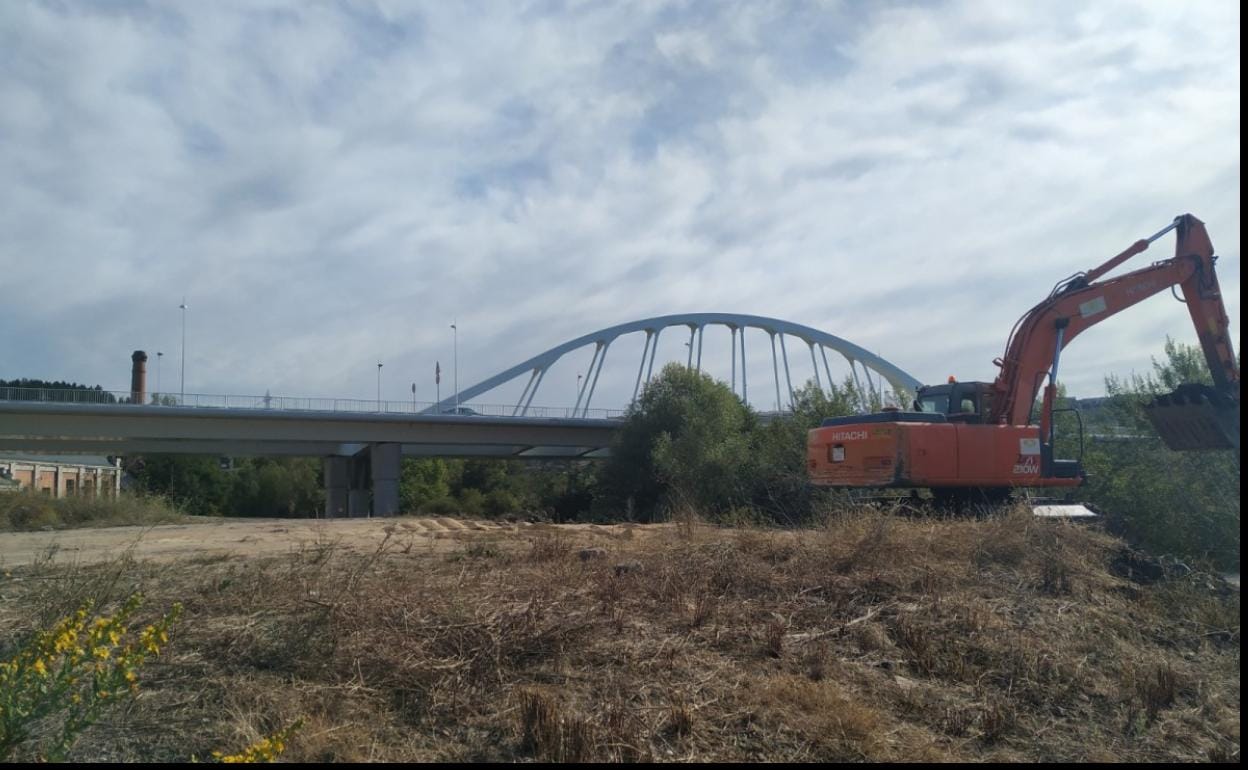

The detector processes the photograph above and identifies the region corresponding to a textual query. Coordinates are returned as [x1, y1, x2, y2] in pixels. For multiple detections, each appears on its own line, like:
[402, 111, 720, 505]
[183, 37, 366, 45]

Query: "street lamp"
[179, 299, 187, 401]
[450, 321, 458, 412]
[156, 351, 163, 397]
[577, 373, 583, 397]
[377, 361, 383, 411]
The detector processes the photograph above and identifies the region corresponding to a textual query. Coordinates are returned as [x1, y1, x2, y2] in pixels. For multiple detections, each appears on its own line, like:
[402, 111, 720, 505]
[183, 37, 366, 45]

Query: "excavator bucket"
[1143, 383, 1240, 453]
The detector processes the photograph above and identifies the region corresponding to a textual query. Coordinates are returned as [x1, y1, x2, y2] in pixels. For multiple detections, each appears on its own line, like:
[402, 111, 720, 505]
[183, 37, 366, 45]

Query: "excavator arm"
[989, 214, 1239, 456]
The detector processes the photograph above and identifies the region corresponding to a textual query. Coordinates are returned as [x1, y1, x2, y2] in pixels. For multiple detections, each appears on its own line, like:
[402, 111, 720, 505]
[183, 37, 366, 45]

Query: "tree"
[229, 458, 321, 517]
[129, 456, 231, 517]
[597, 364, 756, 521]
[399, 459, 453, 512]
[0, 379, 116, 404]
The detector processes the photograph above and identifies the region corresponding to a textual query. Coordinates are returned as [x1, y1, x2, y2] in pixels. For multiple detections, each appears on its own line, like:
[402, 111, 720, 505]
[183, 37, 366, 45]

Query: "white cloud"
[0, 0, 1239, 412]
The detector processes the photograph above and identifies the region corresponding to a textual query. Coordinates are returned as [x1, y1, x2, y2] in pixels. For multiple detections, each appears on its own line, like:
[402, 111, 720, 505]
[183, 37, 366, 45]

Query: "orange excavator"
[807, 214, 1239, 506]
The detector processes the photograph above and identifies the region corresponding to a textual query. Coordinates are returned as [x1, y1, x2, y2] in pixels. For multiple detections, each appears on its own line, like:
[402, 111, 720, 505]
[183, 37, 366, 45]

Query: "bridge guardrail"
[0, 387, 625, 420]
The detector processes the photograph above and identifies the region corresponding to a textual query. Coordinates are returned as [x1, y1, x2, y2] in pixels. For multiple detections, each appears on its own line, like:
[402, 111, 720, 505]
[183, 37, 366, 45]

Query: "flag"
[436, 361, 441, 384]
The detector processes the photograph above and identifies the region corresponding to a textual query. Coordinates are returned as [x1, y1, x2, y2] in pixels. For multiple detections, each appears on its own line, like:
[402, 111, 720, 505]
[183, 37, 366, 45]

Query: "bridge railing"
[0, 387, 625, 420]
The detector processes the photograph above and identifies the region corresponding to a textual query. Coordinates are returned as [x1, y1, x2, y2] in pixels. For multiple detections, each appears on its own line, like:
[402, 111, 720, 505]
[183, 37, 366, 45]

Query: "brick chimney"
[131, 350, 148, 405]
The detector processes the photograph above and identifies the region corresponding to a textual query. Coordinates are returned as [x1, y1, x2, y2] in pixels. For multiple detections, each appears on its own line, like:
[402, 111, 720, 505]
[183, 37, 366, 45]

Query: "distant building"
[0, 455, 122, 498]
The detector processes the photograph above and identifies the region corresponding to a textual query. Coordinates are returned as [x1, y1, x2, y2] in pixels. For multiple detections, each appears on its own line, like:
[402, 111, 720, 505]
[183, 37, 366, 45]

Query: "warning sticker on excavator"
[1079, 296, 1107, 318]
[1019, 438, 1041, 455]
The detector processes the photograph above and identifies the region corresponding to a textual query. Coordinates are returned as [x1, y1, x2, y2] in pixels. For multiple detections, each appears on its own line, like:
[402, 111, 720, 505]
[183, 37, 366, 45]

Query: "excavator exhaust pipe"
[1143, 383, 1240, 454]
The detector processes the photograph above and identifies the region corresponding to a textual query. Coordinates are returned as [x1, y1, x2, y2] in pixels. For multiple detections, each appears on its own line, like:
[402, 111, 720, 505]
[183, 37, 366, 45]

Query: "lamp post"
[411, 382, 416, 412]
[179, 299, 187, 402]
[377, 361, 383, 411]
[451, 321, 458, 412]
[156, 351, 163, 398]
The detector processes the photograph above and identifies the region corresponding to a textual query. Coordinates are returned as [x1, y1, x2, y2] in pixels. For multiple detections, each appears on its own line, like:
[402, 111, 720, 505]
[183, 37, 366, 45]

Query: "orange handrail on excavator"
[807, 214, 1239, 507]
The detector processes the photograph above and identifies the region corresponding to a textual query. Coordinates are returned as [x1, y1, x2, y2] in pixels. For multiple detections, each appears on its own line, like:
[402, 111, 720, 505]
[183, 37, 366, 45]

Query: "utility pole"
[179, 299, 187, 402]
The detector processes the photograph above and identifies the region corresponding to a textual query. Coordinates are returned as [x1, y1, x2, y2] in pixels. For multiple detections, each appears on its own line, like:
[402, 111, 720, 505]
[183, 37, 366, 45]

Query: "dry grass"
[0, 504, 1238, 762]
[0, 491, 186, 532]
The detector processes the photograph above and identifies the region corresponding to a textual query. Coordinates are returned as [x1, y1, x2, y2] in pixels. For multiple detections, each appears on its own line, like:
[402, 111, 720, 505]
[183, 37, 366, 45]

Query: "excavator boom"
[991, 214, 1239, 456]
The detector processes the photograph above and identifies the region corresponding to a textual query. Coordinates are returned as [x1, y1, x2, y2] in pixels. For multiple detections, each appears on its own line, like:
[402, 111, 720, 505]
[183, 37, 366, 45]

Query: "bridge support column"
[348, 452, 370, 518]
[324, 457, 349, 518]
[370, 443, 401, 517]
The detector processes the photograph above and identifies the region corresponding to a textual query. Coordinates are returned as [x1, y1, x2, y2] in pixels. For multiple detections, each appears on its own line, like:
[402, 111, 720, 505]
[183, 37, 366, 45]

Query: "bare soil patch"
[0, 515, 642, 568]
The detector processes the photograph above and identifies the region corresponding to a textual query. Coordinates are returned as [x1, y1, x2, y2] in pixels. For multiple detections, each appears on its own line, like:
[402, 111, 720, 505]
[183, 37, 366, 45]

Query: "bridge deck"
[0, 402, 619, 459]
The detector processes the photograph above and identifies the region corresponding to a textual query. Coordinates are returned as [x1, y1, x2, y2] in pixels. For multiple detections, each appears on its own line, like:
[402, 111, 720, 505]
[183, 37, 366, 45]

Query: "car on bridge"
[440, 406, 480, 416]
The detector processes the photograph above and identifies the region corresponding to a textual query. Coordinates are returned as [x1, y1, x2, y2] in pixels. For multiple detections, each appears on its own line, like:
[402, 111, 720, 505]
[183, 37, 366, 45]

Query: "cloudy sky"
[1, 0, 1239, 411]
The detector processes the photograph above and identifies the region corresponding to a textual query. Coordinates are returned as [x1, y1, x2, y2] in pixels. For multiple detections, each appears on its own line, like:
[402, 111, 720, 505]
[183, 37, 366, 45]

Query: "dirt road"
[0, 516, 642, 568]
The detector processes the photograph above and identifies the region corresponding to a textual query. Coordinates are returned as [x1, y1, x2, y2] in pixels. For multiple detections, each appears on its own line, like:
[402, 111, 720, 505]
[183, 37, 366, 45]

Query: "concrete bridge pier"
[324, 443, 400, 518]
[323, 457, 349, 518]
[347, 452, 371, 518]
[370, 443, 401, 517]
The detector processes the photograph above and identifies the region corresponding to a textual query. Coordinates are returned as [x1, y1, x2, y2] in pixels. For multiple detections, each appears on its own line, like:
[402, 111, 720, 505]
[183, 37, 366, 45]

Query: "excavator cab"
[913, 381, 995, 424]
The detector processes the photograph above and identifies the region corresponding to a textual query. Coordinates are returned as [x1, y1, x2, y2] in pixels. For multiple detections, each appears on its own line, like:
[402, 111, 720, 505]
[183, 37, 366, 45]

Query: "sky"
[0, 0, 1240, 412]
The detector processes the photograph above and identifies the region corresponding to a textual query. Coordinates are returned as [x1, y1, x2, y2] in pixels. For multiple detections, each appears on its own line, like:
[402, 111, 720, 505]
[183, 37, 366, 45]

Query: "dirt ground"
[0, 516, 650, 568]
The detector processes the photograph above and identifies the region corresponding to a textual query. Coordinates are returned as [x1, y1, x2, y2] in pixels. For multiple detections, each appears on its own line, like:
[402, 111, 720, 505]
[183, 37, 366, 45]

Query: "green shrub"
[457, 488, 486, 517]
[420, 496, 460, 516]
[0, 492, 184, 533]
[484, 489, 520, 518]
[1077, 340, 1240, 568]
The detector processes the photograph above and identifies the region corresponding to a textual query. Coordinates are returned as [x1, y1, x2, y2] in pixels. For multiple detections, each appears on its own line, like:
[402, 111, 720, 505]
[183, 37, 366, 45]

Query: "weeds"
[0, 509, 1237, 762]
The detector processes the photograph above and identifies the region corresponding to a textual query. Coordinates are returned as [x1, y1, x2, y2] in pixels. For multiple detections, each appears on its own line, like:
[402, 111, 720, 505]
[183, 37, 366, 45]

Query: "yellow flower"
[32, 658, 47, 676]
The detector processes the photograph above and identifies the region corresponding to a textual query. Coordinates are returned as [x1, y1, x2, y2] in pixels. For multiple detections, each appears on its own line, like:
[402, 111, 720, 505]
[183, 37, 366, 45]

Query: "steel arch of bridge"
[423, 313, 922, 418]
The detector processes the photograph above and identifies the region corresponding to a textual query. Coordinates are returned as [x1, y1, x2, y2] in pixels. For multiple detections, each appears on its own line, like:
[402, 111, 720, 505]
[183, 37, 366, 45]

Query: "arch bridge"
[430, 313, 920, 417]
